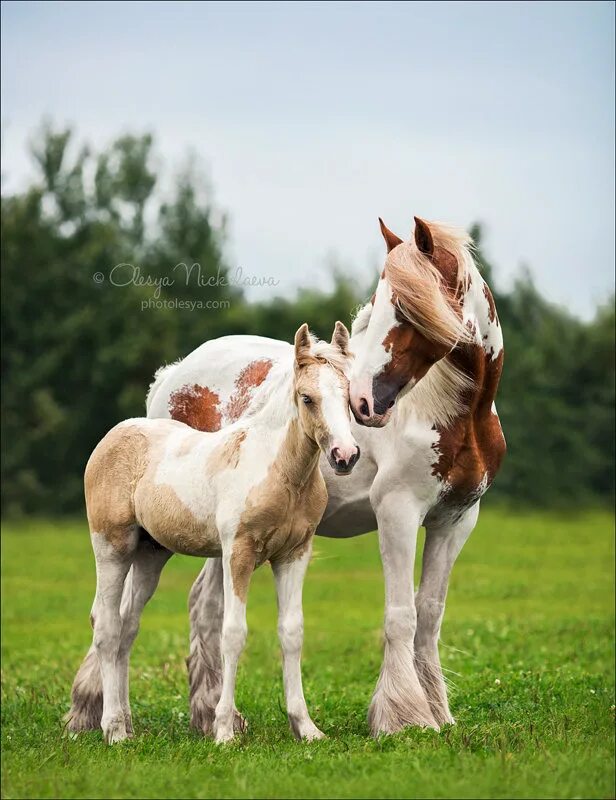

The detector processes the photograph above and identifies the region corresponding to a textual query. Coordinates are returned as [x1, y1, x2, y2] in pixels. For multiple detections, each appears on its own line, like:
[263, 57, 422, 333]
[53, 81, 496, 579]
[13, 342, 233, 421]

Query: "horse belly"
[135, 481, 222, 558]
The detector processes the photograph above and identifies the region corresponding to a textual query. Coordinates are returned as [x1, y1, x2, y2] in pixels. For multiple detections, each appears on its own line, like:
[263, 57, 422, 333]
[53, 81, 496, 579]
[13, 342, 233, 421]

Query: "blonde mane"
[385, 220, 475, 348]
[306, 334, 352, 376]
[350, 221, 479, 426]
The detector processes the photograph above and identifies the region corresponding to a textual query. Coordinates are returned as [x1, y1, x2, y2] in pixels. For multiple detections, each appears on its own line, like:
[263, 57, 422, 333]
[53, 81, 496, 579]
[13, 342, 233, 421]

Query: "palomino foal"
[67, 322, 359, 744]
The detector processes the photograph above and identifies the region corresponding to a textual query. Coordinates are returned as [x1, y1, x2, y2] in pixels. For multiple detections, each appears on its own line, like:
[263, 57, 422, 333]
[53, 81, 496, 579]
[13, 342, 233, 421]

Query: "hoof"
[191, 705, 247, 737]
[213, 725, 235, 745]
[302, 726, 326, 742]
[103, 715, 130, 745]
[289, 714, 326, 741]
[368, 687, 440, 737]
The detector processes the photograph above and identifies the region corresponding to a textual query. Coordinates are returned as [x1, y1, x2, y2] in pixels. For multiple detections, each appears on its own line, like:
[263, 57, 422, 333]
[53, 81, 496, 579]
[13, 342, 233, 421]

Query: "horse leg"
[213, 546, 254, 744]
[187, 559, 248, 735]
[66, 564, 140, 732]
[90, 527, 137, 744]
[116, 539, 172, 735]
[368, 489, 438, 735]
[272, 545, 325, 741]
[414, 503, 480, 725]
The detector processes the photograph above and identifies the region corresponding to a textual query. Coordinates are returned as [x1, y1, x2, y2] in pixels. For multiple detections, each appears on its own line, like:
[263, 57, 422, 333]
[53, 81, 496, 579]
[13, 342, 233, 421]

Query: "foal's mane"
[300, 336, 351, 376]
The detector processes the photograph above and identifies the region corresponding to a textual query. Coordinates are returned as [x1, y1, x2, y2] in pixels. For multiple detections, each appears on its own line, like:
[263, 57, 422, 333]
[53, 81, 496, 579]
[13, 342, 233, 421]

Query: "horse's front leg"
[213, 544, 255, 744]
[368, 488, 438, 735]
[272, 544, 325, 741]
[187, 558, 248, 735]
[415, 503, 479, 726]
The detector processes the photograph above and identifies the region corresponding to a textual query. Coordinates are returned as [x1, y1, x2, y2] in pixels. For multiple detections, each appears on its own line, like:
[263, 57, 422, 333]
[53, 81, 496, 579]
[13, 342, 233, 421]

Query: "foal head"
[293, 322, 360, 476]
[349, 216, 472, 427]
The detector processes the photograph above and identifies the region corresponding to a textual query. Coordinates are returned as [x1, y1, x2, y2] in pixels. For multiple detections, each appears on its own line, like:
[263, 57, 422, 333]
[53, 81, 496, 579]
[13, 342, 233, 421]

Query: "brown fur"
[230, 418, 326, 600]
[208, 429, 247, 471]
[379, 217, 403, 253]
[226, 360, 273, 422]
[430, 345, 506, 517]
[169, 384, 222, 432]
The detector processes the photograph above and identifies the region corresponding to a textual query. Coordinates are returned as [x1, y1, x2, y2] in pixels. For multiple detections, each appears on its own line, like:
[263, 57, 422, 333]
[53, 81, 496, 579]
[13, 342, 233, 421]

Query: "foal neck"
[248, 368, 321, 489]
[277, 416, 321, 490]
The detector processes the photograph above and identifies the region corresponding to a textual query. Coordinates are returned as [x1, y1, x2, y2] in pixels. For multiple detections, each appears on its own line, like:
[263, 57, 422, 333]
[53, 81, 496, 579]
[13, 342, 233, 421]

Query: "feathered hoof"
[191, 703, 247, 737]
[63, 699, 103, 734]
[368, 686, 440, 737]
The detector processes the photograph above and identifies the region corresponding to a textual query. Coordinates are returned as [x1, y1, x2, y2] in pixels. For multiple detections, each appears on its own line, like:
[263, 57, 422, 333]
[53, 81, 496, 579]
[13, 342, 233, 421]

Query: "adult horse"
[74, 216, 505, 736]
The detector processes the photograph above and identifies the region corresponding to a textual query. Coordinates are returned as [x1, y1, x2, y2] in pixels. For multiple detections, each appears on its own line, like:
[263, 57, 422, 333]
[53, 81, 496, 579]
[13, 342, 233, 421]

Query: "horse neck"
[249, 366, 321, 488]
[444, 265, 504, 415]
[462, 263, 504, 358]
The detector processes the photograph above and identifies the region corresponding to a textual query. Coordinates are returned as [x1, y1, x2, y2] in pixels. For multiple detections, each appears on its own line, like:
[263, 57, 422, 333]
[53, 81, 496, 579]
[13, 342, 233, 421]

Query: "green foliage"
[1, 509, 614, 798]
[1, 127, 614, 514]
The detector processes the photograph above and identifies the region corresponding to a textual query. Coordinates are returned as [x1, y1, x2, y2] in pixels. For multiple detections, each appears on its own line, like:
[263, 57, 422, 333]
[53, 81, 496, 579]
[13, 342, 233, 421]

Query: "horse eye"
[301, 394, 313, 405]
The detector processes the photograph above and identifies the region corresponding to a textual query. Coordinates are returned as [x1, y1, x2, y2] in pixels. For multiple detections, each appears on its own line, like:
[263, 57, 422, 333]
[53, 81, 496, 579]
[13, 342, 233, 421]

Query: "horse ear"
[379, 217, 403, 253]
[331, 321, 350, 356]
[294, 323, 312, 367]
[414, 216, 434, 256]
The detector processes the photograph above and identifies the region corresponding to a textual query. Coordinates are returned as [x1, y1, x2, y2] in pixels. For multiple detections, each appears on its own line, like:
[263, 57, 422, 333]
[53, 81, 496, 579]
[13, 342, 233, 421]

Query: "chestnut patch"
[169, 384, 222, 432]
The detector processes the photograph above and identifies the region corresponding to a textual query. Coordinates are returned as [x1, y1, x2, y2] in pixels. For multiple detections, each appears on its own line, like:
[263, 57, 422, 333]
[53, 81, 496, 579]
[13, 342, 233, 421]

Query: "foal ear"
[294, 323, 312, 367]
[379, 217, 403, 253]
[414, 216, 434, 256]
[331, 321, 351, 356]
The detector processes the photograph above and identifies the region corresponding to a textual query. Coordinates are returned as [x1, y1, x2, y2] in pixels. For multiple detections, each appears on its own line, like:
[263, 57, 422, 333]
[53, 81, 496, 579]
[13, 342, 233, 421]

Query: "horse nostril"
[359, 398, 370, 417]
[388, 400, 395, 409]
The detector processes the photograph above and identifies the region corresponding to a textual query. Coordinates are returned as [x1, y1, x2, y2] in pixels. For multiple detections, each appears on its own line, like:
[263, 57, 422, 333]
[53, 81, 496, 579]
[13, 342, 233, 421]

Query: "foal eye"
[301, 395, 313, 405]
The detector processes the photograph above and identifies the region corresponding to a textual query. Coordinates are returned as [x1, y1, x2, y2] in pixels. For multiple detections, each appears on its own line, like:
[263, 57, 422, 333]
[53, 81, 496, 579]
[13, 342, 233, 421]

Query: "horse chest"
[430, 410, 506, 515]
[241, 480, 326, 564]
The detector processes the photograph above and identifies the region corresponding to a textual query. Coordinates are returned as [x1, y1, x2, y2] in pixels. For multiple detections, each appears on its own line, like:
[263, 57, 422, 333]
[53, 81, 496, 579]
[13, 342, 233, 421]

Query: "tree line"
[1, 126, 613, 515]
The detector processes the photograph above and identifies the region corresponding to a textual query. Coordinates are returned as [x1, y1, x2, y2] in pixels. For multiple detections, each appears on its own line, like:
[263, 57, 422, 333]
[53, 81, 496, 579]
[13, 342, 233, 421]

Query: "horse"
[65, 322, 360, 744]
[69, 215, 505, 737]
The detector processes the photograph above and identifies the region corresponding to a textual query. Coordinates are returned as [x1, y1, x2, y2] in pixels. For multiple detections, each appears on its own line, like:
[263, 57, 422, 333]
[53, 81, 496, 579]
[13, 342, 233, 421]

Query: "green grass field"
[1, 508, 614, 799]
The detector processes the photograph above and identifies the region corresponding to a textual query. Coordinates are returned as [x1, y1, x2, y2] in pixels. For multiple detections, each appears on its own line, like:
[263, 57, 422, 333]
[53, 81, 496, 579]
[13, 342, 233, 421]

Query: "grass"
[1, 508, 614, 799]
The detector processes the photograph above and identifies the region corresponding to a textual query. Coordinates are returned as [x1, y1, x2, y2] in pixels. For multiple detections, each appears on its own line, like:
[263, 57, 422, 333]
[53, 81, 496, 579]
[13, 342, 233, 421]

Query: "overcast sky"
[2, 0, 614, 317]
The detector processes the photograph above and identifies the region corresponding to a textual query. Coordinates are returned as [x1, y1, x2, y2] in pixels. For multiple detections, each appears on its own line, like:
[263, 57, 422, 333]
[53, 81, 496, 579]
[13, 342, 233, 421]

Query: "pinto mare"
[65, 323, 359, 744]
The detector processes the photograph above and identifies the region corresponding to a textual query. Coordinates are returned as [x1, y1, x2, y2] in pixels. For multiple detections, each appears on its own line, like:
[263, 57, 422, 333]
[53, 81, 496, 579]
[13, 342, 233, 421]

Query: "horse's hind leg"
[117, 537, 172, 735]
[414, 503, 480, 726]
[66, 565, 136, 734]
[90, 526, 138, 744]
[187, 558, 247, 736]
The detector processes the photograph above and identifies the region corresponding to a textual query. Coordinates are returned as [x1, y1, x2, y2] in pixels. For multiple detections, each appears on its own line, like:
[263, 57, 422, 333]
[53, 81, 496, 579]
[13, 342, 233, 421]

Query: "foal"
[68, 322, 359, 744]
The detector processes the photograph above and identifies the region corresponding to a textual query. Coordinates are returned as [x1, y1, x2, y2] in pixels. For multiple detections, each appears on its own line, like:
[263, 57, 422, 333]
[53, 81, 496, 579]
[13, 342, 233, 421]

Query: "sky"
[1, 0, 614, 317]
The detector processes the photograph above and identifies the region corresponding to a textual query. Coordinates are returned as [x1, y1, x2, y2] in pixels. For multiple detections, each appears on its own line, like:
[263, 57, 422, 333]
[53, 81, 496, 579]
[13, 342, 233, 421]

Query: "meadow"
[1, 508, 614, 799]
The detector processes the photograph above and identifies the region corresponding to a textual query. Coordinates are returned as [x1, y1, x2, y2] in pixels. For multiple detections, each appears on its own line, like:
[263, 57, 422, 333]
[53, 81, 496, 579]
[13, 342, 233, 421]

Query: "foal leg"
[414, 503, 480, 726]
[66, 565, 137, 733]
[90, 528, 138, 744]
[187, 559, 248, 735]
[368, 489, 438, 735]
[272, 545, 325, 741]
[117, 539, 172, 735]
[213, 547, 254, 744]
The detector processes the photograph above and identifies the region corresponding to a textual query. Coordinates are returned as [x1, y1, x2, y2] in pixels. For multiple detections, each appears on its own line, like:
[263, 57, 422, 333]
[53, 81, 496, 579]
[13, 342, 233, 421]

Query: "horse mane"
[385, 220, 475, 348]
[302, 334, 352, 376]
[350, 221, 479, 426]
